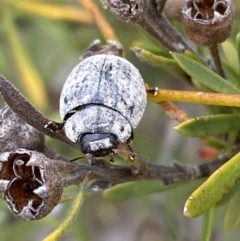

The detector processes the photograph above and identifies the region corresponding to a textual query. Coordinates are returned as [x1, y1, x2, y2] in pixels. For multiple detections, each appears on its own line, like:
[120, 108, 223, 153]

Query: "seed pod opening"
[183, 0, 233, 46]
[0, 149, 63, 220]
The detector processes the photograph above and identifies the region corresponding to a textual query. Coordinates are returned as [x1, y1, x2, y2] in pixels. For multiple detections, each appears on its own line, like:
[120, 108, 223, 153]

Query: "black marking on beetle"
[97, 56, 108, 94]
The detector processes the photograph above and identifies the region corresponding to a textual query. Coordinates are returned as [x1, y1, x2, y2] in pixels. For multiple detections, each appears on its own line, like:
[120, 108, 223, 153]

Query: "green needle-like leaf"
[134, 47, 188, 81]
[200, 209, 214, 241]
[43, 178, 88, 241]
[10, 1, 93, 23]
[175, 114, 240, 137]
[221, 40, 239, 80]
[172, 53, 240, 94]
[224, 185, 240, 233]
[184, 152, 240, 218]
[4, 13, 48, 109]
[104, 180, 165, 201]
[103, 179, 204, 201]
[236, 32, 240, 81]
[215, 180, 240, 208]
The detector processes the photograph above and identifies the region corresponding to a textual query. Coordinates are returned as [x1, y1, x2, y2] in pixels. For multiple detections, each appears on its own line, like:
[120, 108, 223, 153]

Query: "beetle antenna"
[69, 156, 85, 162]
[113, 147, 149, 163]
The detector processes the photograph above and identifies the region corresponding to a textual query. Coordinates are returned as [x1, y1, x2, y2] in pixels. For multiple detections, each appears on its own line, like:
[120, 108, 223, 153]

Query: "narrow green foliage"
[224, 186, 240, 232]
[215, 180, 240, 207]
[134, 47, 188, 81]
[184, 152, 240, 218]
[226, 130, 238, 156]
[200, 209, 214, 241]
[203, 137, 226, 150]
[103, 179, 203, 201]
[3, 12, 48, 110]
[172, 53, 240, 94]
[221, 40, 239, 82]
[103, 180, 172, 201]
[43, 178, 88, 241]
[236, 32, 240, 81]
[175, 114, 240, 137]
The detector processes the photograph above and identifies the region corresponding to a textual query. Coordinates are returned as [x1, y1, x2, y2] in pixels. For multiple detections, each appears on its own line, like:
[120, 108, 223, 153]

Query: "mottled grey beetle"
[57, 41, 147, 157]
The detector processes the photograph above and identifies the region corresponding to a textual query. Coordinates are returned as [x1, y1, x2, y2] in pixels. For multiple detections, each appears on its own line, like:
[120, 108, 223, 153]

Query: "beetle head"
[80, 133, 119, 157]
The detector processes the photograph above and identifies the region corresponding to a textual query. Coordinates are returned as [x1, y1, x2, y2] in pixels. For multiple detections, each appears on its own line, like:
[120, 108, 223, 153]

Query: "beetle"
[55, 41, 147, 158]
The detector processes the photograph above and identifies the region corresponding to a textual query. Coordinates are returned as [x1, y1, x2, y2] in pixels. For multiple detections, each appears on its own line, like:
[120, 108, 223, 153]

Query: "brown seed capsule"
[0, 149, 63, 220]
[0, 106, 44, 152]
[183, 0, 233, 46]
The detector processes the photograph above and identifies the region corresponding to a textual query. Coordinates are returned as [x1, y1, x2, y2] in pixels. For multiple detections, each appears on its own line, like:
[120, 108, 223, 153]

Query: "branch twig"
[209, 44, 226, 78]
[0, 75, 78, 149]
[146, 86, 240, 107]
[55, 148, 236, 188]
[100, 0, 188, 52]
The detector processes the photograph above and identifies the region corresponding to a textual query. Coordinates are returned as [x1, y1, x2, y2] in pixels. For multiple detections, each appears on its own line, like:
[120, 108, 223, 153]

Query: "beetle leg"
[109, 152, 115, 162]
[116, 143, 149, 174]
[127, 144, 136, 162]
[44, 121, 65, 132]
[147, 87, 159, 96]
